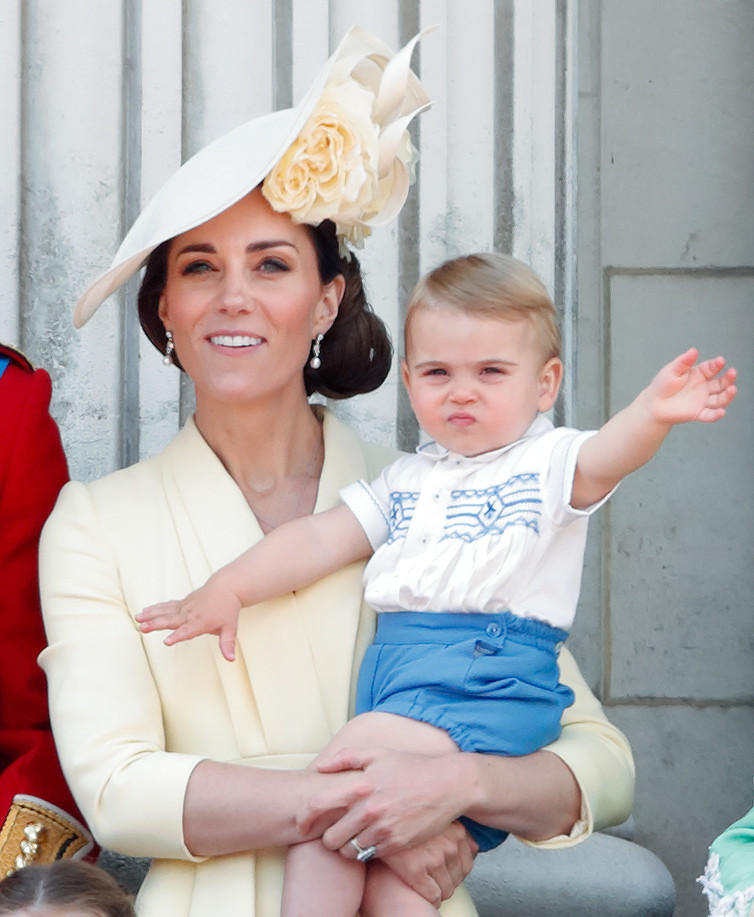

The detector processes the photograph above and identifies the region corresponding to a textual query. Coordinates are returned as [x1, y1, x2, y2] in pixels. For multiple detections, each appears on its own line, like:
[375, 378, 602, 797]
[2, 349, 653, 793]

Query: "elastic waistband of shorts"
[373, 610, 568, 648]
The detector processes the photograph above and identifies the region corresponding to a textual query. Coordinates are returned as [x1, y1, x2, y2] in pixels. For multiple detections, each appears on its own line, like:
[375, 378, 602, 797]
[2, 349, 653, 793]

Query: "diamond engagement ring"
[349, 838, 377, 862]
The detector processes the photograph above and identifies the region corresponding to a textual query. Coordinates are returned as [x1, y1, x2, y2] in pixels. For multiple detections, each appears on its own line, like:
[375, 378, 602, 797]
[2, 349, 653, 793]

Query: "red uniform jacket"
[0, 344, 92, 873]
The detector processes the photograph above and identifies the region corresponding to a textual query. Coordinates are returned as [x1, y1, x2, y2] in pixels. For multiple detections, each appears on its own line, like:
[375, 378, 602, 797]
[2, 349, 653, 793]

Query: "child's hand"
[644, 348, 737, 426]
[136, 581, 242, 662]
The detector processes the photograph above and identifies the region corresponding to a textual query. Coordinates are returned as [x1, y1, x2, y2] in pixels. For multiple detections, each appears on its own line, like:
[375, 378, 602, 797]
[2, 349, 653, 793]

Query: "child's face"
[402, 305, 562, 456]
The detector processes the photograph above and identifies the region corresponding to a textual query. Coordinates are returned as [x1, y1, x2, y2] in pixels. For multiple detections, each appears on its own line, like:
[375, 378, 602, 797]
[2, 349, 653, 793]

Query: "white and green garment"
[700, 800, 754, 917]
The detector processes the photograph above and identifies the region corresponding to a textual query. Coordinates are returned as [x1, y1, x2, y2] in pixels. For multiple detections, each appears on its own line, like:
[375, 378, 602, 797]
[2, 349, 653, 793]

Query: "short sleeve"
[339, 480, 390, 550]
[546, 430, 618, 527]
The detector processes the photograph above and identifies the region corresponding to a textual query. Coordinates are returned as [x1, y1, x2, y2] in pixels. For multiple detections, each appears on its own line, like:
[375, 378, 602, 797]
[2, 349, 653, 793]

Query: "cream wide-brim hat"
[74, 26, 432, 327]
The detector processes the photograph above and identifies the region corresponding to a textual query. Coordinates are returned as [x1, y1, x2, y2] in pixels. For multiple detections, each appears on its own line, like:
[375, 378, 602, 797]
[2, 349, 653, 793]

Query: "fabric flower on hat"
[262, 30, 429, 248]
[262, 82, 381, 244]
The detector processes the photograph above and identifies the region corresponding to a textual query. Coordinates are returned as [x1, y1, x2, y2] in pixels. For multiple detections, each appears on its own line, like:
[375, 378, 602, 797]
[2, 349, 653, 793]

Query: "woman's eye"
[182, 260, 213, 276]
[258, 257, 289, 273]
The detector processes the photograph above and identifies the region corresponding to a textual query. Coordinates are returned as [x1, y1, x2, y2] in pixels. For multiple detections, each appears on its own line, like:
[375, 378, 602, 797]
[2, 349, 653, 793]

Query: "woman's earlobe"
[317, 276, 345, 332]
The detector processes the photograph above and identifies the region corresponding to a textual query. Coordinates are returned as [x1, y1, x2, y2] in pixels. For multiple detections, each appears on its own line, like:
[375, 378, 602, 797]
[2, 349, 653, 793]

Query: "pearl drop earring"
[163, 330, 175, 366]
[309, 334, 323, 370]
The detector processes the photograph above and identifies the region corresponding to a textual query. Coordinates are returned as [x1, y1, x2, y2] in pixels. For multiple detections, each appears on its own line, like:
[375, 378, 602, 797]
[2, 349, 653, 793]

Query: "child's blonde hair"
[405, 252, 561, 362]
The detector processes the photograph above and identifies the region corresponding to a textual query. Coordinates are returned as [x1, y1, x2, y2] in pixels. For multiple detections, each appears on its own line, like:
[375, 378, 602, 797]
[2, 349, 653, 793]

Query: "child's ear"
[401, 360, 411, 391]
[537, 357, 563, 412]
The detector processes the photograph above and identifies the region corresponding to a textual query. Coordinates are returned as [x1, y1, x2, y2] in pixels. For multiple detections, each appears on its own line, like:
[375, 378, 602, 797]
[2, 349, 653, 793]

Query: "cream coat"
[39, 409, 633, 916]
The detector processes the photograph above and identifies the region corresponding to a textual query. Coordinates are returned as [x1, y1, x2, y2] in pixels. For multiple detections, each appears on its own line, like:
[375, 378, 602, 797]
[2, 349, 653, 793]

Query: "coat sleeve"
[523, 646, 635, 848]
[0, 361, 93, 872]
[38, 479, 205, 860]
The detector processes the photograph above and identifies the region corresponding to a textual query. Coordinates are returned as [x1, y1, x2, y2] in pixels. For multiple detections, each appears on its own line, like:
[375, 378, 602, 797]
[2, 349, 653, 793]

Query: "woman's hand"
[298, 747, 472, 857]
[378, 822, 478, 908]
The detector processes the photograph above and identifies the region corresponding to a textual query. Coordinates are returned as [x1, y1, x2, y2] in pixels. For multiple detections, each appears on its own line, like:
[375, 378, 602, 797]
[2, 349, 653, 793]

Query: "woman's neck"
[194, 391, 325, 530]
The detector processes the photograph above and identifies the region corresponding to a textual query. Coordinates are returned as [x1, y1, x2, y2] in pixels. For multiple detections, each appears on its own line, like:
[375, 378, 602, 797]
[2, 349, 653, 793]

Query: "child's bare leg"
[362, 860, 440, 917]
[281, 838, 364, 917]
[283, 713, 457, 916]
[318, 710, 459, 759]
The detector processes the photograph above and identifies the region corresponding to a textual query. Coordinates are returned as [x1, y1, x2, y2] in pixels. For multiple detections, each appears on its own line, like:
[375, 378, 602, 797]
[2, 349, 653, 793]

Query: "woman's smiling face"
[158, 188, 342, 409]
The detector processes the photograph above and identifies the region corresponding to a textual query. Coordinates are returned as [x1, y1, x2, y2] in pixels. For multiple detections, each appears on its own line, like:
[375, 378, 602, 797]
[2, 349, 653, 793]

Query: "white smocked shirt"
[339, 415, 613, 631]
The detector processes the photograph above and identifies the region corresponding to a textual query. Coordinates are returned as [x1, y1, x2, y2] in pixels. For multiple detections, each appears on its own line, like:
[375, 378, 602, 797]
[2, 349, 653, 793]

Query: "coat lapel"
[160, 411, 371, 752]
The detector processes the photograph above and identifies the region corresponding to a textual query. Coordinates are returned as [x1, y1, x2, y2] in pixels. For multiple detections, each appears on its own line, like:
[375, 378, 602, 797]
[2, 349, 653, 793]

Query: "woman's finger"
[321, 802, 387, 854]
[379, 825, 476, 908]
[297, 779, 371, 836]
[316, 746, 383, 773]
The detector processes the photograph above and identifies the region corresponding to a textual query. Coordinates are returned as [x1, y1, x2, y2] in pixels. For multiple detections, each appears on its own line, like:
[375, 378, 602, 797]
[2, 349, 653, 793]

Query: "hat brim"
[74, 26, 416, 328]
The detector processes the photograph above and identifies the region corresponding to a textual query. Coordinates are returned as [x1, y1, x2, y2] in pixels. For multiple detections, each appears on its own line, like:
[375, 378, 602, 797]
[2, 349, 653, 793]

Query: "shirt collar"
[417, 413, 554, 464]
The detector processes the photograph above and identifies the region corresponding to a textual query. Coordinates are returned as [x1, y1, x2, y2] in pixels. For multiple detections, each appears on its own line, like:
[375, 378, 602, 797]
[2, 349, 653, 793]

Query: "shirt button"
[420, 536, 429, 546]
[433, 492, 441, 501]
[486, 622, 501, 637]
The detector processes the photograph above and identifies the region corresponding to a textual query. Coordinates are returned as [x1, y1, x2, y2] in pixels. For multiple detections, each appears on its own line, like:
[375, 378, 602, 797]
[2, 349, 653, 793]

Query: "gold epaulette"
[0, 795, 94, 877]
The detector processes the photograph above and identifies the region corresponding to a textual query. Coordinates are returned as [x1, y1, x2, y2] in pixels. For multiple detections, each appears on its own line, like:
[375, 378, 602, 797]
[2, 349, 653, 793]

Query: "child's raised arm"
[572, 348, 737, 510]
[137, 504, 372, 661]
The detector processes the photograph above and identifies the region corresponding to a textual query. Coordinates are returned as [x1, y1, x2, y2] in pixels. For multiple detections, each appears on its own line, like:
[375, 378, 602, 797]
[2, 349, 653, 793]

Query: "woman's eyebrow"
[174, 240, 298, 257]
[174, 243, 216, 256]
[247, 239, 297, 253]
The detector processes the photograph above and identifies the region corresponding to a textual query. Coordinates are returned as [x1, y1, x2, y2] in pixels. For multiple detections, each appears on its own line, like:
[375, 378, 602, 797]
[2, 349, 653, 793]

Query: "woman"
[39, 28, 633, 916]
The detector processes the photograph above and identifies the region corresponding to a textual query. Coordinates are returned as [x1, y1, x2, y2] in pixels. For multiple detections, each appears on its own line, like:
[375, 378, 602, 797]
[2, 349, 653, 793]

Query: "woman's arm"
[182, 757, 475, 909]
[181, 757, 372, 856]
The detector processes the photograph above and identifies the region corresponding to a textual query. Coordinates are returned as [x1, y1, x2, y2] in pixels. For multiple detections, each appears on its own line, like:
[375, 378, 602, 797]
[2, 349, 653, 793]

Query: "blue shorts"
[355, 611, 574, 851]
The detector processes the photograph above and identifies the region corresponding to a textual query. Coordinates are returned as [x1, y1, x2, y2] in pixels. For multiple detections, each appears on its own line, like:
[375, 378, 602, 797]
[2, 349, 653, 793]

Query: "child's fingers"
[163, 621, 205, 646]
[218, 626, 237, 662]
[137, 602, 187, 632]
[136, 601, 180, 622]
[719, 367, 738, 390]
[698, 383, 738, 422]
[668, 347, 700, 374]
[695, 355, 728, 380]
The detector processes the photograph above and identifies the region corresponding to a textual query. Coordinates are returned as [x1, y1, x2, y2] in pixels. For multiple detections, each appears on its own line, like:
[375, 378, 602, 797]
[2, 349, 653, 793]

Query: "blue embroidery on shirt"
[443, 474, 542, 541]
[386, 473, 542, 544]
[387, 491, 419, 542]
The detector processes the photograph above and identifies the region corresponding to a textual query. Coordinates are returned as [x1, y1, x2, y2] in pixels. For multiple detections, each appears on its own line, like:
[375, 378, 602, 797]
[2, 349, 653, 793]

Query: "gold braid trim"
[0, 795, 93, 877]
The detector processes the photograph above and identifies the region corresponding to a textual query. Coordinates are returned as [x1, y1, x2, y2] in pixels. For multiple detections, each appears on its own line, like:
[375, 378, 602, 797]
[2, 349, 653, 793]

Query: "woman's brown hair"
[0, 861, 135, 916]
[137, 217, 392, 400]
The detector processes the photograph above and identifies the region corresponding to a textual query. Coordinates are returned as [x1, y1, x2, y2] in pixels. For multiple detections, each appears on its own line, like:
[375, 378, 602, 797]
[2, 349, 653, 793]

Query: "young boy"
[138, 252, 737, 917]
